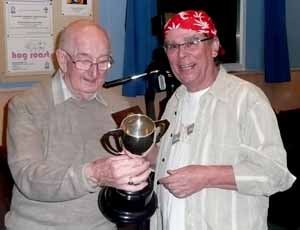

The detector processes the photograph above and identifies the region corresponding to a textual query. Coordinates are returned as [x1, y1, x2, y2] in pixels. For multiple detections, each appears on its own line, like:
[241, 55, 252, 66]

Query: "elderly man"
[148, 10, 296, 230]
[5, 20, 151, 230]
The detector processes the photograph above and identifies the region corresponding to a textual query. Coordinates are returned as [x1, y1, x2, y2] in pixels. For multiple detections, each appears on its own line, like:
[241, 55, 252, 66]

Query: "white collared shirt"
[161, 88, 208, 230]
[152, 66, 296, 230]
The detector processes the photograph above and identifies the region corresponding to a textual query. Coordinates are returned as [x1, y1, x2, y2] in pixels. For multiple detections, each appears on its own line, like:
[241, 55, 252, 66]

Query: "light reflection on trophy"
[98, 113, 169, 226]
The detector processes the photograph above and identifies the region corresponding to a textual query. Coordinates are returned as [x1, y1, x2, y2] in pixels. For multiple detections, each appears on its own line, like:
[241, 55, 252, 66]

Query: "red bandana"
[164, 10, 217, 37]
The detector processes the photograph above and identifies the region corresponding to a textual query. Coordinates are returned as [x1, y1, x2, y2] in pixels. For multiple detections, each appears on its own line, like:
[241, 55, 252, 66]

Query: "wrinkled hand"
[86, 151, 151, 192]
[158, 165, 210, 198]
[158, 165, 236, 198]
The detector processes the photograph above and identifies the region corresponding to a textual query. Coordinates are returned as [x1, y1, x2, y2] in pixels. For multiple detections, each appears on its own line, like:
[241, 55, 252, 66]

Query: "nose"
[89, 63, 99, 78]
[177, 45, 188, 58]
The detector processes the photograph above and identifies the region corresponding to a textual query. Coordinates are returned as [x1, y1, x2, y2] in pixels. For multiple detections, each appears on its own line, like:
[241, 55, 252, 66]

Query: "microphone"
[103, 70, 160, 88]
[158, 74, 166, 91]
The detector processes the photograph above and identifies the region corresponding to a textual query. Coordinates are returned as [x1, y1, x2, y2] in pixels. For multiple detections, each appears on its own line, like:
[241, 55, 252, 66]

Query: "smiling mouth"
[179, 63, 195, 70]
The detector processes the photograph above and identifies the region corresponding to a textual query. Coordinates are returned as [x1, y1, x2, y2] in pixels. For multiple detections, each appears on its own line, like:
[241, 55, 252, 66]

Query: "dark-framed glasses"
[164, 37, 213, 53]
[63, 49, 114, 71]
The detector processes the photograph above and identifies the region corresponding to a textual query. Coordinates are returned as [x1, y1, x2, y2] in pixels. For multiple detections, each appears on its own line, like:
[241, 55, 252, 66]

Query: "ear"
[56, 49, 68, 73]
[211, 37, 220, 58]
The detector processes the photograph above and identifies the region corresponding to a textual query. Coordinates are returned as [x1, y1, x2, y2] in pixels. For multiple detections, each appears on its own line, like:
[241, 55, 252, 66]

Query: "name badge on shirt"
[172, 133, 180, 145]
[171, 123, 195, 145]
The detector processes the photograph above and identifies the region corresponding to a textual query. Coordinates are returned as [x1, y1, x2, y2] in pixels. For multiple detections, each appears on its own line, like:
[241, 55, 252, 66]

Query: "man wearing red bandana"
[147, 10, 295, 230]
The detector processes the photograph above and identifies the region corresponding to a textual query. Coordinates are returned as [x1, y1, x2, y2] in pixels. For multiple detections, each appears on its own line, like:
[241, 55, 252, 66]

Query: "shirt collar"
[174, 66, 231, 103]
[51, 70, 107, 106]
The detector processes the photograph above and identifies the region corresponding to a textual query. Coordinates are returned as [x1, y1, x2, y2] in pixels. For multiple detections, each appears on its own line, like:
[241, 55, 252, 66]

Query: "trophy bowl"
[100, 113, 169, 156]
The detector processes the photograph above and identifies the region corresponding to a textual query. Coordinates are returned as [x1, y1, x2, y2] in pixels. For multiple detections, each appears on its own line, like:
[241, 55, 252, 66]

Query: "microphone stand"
[103, 70, 160, 88]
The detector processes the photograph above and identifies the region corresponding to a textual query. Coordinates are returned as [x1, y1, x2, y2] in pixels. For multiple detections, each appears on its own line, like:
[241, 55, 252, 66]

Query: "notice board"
[0, 0, 99, 83]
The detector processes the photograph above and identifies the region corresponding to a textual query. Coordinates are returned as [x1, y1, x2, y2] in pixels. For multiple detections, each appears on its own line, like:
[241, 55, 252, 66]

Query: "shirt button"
[170, 133, 173, 137]
[162, 158, 165, 162]
[174, 111, 177, 115]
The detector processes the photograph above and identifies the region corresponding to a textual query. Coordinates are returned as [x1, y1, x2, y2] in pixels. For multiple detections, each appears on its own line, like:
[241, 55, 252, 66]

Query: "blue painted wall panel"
[98, 0, 127, 81]
[286, 0, 300, 68]
[245, 0, 264, 71]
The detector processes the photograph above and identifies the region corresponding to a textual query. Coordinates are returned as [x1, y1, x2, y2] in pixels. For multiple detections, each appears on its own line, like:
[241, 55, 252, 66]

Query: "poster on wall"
[7, 37, 53, 72]
[5, 0, 54, 73]
[61, 0, 92, 16]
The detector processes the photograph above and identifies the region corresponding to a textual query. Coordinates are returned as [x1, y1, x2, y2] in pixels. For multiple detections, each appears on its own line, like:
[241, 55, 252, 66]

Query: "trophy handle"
[154, 119, 170, 143]
[100, 129, 123, 155]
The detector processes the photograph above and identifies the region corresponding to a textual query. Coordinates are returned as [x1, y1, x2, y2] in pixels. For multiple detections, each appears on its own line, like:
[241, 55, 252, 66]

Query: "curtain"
[264, 0, 290, 82]
[122, 0, 158, 96]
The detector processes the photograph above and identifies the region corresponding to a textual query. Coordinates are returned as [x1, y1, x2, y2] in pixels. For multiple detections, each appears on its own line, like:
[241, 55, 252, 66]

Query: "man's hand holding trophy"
[98, 113, 169, 225]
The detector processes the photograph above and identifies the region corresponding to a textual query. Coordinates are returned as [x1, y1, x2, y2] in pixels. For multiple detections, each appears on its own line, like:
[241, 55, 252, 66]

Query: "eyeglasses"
[164, 37, 213, 53]
[63, 50, 114, 71]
